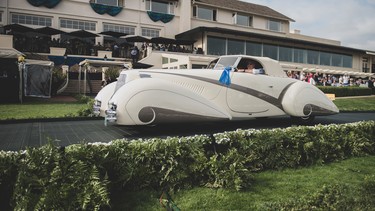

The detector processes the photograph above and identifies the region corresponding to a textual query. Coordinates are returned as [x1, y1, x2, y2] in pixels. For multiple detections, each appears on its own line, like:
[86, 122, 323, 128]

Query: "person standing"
[343, 74, 350, 86]
[368, 77, 374, 95]
[367, 77, 374, 88]
[131, 46, 139, 64]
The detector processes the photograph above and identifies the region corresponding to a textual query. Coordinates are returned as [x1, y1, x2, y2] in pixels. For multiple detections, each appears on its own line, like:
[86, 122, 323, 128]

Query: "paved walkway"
[1, 112, 375, 151]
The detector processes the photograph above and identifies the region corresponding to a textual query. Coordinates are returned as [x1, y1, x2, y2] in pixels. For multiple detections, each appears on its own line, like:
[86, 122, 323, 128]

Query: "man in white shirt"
[239, 61, 265, 74]
[343, 74, 350, 86]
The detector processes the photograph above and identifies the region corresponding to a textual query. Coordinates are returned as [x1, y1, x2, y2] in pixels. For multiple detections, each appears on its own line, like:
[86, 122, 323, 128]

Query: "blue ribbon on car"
[219, 66, 232, 86]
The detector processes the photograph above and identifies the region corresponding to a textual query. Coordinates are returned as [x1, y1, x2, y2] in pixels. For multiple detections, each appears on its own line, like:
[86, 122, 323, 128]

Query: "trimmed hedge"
[317, 86, 373, 97]
[0, 121, 374, 210]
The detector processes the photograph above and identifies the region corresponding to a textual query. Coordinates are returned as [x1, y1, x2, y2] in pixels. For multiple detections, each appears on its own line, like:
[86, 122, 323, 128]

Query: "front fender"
[111, 78, 231, 125]
[94, 82, 116, 117]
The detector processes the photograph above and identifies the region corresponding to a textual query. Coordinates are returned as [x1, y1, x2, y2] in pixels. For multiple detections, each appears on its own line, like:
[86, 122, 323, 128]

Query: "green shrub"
[11, 142, 110, 210]
[105, 66, 121, 81]
[74, 94, 92, 104]
[73, 94, 95, 117]
[318, 86, 372, 97]
[105, 135, 210, 192]
[77, 99, 94, 117]
[205, 148, 252, 191]
[1, 121, 374, 209]
[0, 151, 20, 210]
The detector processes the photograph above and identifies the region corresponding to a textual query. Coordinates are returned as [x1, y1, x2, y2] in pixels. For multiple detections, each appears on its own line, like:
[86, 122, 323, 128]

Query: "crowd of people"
[10, 33, 196, 60]
[287, 71, 375, 88]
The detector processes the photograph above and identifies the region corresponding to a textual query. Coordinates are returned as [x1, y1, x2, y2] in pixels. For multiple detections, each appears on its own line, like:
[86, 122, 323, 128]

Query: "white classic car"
[93, 55, 339, 126]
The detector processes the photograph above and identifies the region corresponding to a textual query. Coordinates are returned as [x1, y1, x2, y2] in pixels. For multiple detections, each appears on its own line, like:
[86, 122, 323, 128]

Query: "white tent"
[0, 47, 24, 58]
[78, 59, 130, 94]
[23, 59, 54, 98]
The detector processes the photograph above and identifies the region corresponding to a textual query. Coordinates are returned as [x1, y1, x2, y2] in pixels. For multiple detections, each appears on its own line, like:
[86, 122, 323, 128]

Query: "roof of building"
[194, 0, 295, 22]
[175, 27, 366, 54]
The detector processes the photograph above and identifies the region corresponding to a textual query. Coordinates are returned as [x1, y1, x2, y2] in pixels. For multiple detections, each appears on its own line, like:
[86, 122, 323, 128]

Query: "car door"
[226, 73, 273, 113]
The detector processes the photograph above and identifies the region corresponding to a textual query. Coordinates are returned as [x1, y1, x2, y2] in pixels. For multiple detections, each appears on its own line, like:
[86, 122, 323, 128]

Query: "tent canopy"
[78, 59, 129, 67]
[99, 31, 128, 38]
[34, 26, 66, 35]
[0, 47, 24, 59]
[151, 37, 176, 44]
[124, 35, 150, 43]
[68, 30, 99, 38]
[3, 23, 34, 33]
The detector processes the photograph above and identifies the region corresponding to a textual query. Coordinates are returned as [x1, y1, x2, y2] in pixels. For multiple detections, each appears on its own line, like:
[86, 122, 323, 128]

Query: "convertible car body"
[93, 55, 339, 125]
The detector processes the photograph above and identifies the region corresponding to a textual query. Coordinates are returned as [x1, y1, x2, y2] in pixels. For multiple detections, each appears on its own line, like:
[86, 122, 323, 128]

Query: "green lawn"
[334, 96, 375, 111]
[0, 101, 88, 120]
[111, 156, 375, 210]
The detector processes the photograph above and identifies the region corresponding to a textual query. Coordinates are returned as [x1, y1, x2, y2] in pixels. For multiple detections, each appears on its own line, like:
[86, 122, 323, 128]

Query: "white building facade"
[1, 0, 374, 75]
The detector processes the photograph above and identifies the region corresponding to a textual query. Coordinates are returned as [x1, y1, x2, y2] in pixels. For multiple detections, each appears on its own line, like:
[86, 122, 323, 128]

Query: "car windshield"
[213, 57, 239, 70]
[207, 58, 218, 69]
[114, 73, 127, 93]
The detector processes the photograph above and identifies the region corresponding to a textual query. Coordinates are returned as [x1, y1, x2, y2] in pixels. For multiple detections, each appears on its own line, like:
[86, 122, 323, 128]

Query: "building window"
[146, 0, 174, 14]
[11, 13, 52, 27]
[343, 55, 352, 68]
[234, 13, 252, 27]
[207, 36, 226, 55]
[293, 48, 306, 63]
[60, 18, 96, 31]
[307, 50, 319, 64]
[103, 23, 135, 35]
[331, 53, 343, 67]
[95, 0, 119, 6]
[268, 20, 282, 32]
[206, 35, 352, 69]
[279, 46, 293, 62]
[263, 44, 278, 60]
[227, 39, 244, 55]
[193, 6, 217, 21]
[141, 27, 160, 37]
[162, 57, 168, 64]
[319, 51, 331, 66]
[0, 12, 3, 23]
[246, 42, 262, 56]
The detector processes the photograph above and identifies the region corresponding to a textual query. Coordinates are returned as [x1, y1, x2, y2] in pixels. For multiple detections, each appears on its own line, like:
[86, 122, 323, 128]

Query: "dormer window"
[268, 20, 283, 32]
[193, 6, 217, 21]
[233, 13, 252, 27]
[146, 0, 174, 14]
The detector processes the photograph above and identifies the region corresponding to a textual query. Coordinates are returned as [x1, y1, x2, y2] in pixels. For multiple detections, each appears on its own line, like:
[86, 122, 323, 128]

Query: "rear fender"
[281, 81, 339, 117]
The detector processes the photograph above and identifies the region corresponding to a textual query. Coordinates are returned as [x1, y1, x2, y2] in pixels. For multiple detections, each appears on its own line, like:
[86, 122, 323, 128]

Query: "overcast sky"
[241, 0, 375, 51]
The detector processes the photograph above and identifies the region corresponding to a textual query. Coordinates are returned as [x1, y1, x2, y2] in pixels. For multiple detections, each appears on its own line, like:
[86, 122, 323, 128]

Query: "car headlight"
[109, 102, 117, 111]
[94, 100, 101, 107]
